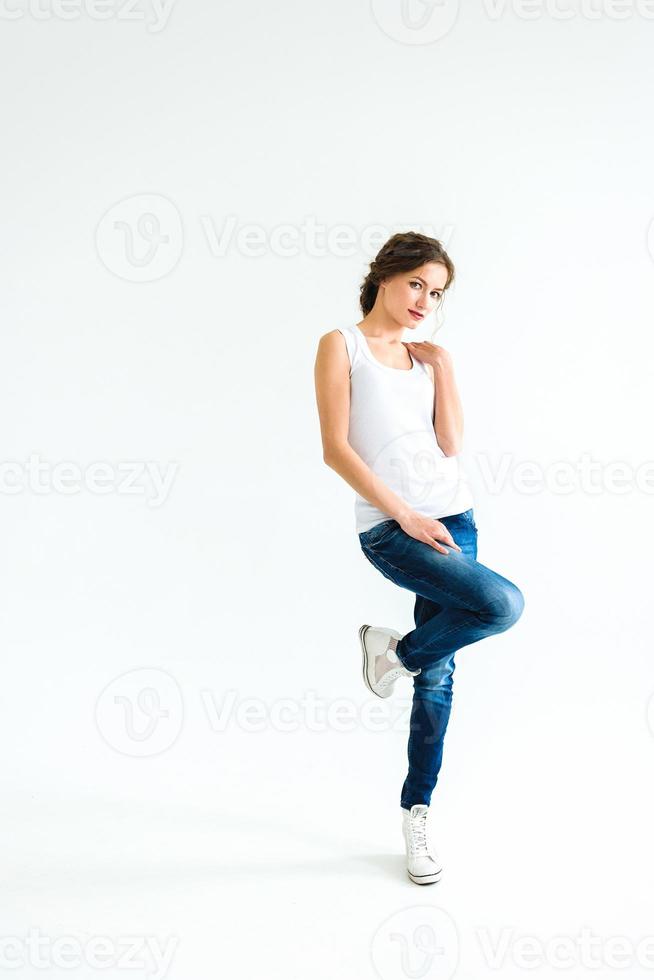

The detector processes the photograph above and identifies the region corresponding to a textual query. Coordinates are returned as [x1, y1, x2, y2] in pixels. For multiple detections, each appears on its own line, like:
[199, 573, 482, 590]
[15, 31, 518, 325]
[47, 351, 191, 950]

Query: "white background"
[2, 0, 654, 977]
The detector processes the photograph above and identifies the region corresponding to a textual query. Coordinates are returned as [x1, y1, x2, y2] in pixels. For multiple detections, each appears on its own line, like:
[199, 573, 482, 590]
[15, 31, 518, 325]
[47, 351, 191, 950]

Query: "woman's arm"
[411, 345, 463, 456]
[313, 330, 415, 523]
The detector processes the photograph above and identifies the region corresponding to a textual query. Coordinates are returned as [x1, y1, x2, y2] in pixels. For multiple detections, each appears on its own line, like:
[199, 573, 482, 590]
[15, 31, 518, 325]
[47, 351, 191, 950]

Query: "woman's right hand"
[397, 511, 462, 554]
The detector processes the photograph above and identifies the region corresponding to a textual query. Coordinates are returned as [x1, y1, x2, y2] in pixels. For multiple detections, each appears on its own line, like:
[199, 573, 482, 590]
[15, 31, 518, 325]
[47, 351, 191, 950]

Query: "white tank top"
[338, 323, 474, 534]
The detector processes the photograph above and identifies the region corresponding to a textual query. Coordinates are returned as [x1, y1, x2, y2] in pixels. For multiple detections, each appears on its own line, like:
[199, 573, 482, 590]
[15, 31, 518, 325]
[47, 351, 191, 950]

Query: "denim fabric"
[358, 509, 524, 809]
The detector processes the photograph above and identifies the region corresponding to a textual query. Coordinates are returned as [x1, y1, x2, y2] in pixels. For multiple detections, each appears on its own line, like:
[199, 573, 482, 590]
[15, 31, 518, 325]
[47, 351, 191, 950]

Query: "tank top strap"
[336, 325, 362, 377]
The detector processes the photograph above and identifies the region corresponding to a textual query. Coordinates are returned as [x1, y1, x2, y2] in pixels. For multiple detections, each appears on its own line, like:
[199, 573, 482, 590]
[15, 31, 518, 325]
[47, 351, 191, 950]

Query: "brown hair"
[359, 231, 455, 317]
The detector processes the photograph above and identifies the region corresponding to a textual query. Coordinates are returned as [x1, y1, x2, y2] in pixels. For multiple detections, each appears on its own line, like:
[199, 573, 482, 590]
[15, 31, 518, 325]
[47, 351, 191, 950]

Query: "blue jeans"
[358, 508, 525, 810]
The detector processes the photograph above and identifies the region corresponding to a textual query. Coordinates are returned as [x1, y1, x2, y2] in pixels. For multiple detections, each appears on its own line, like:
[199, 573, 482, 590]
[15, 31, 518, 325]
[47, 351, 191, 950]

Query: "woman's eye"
[410, 281, 440, 298]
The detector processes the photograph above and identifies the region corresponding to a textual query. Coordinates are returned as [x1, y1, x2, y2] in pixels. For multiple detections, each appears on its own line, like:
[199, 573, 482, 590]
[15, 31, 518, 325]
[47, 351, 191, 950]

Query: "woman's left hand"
[403, 341, 452, 368]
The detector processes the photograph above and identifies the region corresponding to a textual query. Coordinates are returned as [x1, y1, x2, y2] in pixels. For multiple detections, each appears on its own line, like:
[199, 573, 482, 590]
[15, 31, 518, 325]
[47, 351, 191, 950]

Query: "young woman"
[313, 231, 525, 886]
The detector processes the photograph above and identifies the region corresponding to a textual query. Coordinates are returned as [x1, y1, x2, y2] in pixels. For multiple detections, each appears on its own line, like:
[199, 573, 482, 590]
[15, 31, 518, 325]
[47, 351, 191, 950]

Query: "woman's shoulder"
[319, 325, 355, 342]
[317, 326, 359, 375]
[317, 327, 352, 353]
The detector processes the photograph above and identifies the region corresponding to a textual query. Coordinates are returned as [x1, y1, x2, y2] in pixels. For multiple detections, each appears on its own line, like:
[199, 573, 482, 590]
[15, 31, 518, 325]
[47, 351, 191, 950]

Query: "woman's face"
[380, 261, 449, 328]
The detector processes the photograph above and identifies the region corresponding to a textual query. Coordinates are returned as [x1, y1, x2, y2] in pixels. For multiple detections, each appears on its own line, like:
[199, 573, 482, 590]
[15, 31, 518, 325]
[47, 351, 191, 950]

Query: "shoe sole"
[358, 624, 387, 699]
[407, 868, 443, 885]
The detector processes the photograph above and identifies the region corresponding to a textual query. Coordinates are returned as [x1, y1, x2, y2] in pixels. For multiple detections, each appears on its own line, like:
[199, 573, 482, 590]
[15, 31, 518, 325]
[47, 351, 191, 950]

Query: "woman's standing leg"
[400, 512, 478, 809]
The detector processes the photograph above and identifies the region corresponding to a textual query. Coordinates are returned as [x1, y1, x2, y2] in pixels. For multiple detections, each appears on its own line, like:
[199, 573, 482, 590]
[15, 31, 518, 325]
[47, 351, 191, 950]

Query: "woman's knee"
[483, 581, 525, 631]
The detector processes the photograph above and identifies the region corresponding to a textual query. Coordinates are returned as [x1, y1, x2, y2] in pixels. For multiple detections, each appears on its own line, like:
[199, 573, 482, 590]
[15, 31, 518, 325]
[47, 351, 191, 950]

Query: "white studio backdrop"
[1, 1, 654, 978]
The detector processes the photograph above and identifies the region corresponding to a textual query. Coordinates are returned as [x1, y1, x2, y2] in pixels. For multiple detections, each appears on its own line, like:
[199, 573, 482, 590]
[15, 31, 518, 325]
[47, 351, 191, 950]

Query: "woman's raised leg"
[360, 518, 524, 675]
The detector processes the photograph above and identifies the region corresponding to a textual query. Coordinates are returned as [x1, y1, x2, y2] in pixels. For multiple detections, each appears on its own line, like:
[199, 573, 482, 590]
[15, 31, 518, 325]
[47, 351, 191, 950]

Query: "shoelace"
[406, 813, 429, 856]
[378, 665, 405, 688]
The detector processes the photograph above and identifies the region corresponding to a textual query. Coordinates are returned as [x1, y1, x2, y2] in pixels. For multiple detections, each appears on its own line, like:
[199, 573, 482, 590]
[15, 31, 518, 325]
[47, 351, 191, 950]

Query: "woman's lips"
[409, 310, 424, 320]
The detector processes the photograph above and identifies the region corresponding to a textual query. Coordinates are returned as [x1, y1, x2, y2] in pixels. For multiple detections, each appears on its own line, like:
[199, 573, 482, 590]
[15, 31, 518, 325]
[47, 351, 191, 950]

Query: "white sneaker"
[402, 804, 443, 885]
[358, 624, 421, 699]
